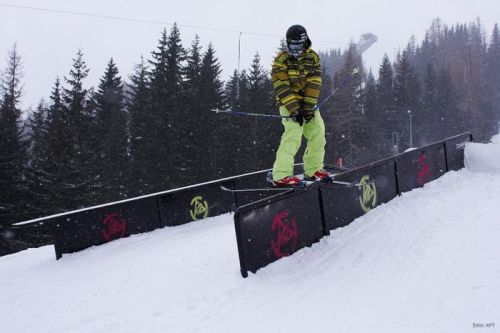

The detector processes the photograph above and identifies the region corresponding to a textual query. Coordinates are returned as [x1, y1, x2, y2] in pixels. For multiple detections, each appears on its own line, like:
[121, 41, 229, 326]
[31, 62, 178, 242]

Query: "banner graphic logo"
[102, 212, 127, 241]
[271, 210, 298, 259]
[417, 153, 431, 186]
[358, 175, 377, 213]
[190, 195, 209, 220]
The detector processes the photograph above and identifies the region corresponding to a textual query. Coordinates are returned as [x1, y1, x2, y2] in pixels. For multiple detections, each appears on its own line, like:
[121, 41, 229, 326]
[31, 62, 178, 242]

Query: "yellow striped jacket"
[271, 48, 322, 113]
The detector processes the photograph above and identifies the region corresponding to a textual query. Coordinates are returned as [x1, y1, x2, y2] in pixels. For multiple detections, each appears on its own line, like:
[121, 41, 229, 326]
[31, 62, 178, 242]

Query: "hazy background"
[1, 0, 499, 108]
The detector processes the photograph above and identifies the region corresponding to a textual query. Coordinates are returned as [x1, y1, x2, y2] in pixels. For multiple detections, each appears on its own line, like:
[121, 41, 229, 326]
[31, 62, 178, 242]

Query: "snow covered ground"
[1, 138, 500, 333]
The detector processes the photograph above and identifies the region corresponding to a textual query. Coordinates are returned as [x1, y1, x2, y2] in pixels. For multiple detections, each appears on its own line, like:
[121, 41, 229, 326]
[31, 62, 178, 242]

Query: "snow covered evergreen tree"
[0, 45, 27, 224]
[148, 25, 186, 189]
[41, 78, 71, 214]
[127, 57, 152, 196]
[486, 24, 500, 132]
[24, 101, 50, 218]
[393, 50, 421, 149]
[247, 53, 277, 170]
[60, 49, 95, 209]
[436, 68, 461, 138]
[363, 71, 388, 160]
[199, 43, 225, 179]
[179, 35, 203, 184]
[421, 63, 440, 142]
[327, 44, 365, 166]
[95, 58, 128, 202]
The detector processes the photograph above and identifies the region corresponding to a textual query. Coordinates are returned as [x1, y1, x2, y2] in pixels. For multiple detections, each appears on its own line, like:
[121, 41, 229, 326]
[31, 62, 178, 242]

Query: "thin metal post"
[408, 110, 413, 148]
[238, 32, 242, 73]
[392, 132, 399, 155]
[237, 32, 242, 99]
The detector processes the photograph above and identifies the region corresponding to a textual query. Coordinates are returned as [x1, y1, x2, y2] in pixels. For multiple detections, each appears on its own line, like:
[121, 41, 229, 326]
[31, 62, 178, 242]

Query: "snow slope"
[1, 140, 500, 333]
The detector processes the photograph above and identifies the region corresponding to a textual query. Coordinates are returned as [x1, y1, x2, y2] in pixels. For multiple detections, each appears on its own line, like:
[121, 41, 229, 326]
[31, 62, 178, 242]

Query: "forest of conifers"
[0, 18, 499, 224]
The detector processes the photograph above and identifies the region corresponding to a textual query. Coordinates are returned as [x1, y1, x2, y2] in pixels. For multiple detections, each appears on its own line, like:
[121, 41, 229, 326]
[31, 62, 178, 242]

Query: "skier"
[270, 24, 332, 187]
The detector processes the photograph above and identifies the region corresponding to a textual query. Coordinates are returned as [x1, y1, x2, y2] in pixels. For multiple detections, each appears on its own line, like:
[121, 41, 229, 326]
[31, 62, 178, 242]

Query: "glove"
[290, 109, 304, 126]
[303, 107, 315, 123]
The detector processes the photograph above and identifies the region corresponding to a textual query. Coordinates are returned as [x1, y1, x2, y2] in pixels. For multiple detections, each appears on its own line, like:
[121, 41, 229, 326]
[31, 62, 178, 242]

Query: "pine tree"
[148, 25, 186, 189]
[24, 101, 50, 218]
[318, 48, 342, 135]
[147, 29, 170, 191]
[319, 66, 334, 108]
[199, 43, 225, 179]
[487, 24, 500, 133]
[461, 21, 494, 141]
[363, 71, 377, 122]
[409, 19, 498, 142]
[436, 68, 461, 138]
[183, 36, 202, 108]
[95, 58, 128, 202]
[377, 54, 395, 110]
[0, 45, 27, 224]
[421, 63, 440, 142]
[247, 53, 276, 170]
[375, 54, 396, 152]
[363, 71, 387, 160]
[60, 49, 95, 209]
[318, 48, 343, 78]
[127, 57, 152, 196]
[43, 78, 72, 214]
[223, 70, 239, 110]
[234, 70, 255, 173]
[327, 44, 365, 166]
[219, 69, 255, 175]
[200, 44, 224, 112]
[179, 35, 203, 184]
[220, 70, 243, 176]
[393, 50, 421, 149]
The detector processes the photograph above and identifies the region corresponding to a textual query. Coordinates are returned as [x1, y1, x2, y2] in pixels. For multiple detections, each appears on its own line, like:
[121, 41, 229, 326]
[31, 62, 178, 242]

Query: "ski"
[220, 178, 374, 193]
[325, 179, 376, 188]
[220, 184, 309, 193]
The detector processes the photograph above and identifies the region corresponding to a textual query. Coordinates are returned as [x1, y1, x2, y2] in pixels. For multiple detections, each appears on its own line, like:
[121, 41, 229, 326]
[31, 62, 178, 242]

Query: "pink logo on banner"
[417, 153, 431, 186]
[270, 210, 298, 259]
[102, 212, 127, 241]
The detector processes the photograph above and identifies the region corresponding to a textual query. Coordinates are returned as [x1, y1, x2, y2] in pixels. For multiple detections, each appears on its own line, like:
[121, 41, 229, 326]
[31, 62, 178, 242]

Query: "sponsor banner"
[397, 143, 447, 193]
[234, 189, 324, 277]
[26, 133, 470, 261]
[445, 132, 473, 171]
[157, 181, 235, 227]
[321, 158, 398, 231]
[53, 197, 161, 259]
[1, 222, 54, 256]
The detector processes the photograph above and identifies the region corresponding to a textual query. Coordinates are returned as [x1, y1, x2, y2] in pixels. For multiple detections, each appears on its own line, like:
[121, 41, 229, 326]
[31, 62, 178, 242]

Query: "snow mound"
[465, 139, 500, 174]
[2, 136, 500, 332]
[490, 132, 500, 144]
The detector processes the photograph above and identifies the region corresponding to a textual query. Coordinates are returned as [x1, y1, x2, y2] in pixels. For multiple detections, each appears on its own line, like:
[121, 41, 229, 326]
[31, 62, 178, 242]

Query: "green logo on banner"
[358, 175, 377, 213]
[190, 195, 209, 220]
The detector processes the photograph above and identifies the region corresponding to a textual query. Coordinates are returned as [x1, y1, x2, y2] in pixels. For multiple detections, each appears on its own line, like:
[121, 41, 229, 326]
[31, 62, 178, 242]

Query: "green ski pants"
[272, 105, 326, 180]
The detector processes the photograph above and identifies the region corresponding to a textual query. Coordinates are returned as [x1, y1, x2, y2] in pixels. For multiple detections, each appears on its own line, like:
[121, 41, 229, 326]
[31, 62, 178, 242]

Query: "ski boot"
[303, 169, 334, 183]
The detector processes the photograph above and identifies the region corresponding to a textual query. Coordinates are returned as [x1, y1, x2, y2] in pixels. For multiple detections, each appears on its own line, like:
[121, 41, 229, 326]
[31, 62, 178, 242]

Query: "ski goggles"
[287, 40, 305, 57]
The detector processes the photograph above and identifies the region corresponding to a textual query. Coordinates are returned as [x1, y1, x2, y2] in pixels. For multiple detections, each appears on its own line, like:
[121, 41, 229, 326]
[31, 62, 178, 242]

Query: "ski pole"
[314, 68, 359, 110]
[212, 68, 360, 119]
[211, 109, 292, 119]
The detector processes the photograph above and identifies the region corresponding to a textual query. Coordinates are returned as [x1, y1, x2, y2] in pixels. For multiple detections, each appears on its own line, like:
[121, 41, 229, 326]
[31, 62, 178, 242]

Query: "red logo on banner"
[270, 210, 298, 259]
[102, 212, 127, 241]
[417, 153, 431, 186]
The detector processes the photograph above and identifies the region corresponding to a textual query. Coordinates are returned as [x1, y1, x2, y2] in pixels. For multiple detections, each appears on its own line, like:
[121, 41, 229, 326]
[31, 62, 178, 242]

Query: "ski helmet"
[286, 24, 311, 57]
